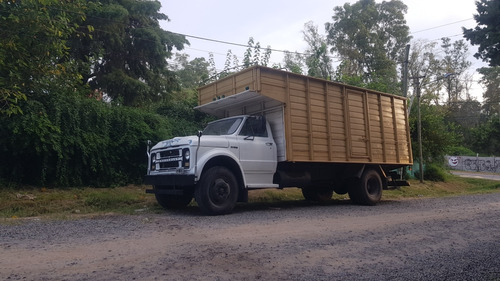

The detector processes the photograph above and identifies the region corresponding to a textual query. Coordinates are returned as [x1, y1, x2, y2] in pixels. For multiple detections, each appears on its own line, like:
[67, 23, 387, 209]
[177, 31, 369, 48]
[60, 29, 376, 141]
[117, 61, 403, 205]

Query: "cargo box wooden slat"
[197, 66, 413, 166]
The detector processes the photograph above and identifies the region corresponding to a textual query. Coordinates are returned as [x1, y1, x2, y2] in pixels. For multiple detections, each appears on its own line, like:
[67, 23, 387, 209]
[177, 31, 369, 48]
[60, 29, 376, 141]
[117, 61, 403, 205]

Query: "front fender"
[195, 147, 246, 187]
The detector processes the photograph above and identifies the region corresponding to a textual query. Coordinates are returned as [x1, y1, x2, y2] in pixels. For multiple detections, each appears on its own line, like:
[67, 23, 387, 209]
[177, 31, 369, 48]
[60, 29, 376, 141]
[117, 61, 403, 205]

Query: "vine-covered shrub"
[414, 164, 448, 182]
[0, 93, 171, 187]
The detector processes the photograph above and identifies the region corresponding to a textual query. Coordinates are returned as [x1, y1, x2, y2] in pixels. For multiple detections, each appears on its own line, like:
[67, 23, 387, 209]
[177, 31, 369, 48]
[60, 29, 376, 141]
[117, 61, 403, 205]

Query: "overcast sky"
[158, 0, 486, 98]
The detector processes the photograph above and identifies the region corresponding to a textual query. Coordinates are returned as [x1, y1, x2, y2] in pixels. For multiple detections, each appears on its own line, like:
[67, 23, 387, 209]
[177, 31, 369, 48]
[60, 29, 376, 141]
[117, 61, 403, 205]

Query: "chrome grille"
[152, 148, 182, 170]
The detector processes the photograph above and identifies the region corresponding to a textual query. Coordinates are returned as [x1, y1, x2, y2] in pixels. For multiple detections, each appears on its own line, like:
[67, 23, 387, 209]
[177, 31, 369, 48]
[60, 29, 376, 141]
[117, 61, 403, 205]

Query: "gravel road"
[1, 193, 500, 281]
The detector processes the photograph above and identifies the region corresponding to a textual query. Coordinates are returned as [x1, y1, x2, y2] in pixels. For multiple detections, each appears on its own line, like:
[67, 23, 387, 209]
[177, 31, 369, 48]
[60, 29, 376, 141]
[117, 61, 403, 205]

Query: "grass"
[0, 185, 161, 220]
[384, 176, 500, 200]
[1, 174, 499, 220]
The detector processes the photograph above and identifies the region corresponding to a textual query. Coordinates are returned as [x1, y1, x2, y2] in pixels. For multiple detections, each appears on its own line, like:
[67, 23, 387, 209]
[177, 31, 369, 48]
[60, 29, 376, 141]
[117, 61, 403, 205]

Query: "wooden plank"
[290, 102, 307, 111]
[311, 96, 327, 106]
[289, 94, 307, 103]
[284, 74, 293, 161]
[403, 98, 413, 163]
[377, 94, 387, 162]
[306, 79, 314, 160]
[260, 83, 286, 102]
[342, 86, 351, 161]
[390, 97, 401, 163]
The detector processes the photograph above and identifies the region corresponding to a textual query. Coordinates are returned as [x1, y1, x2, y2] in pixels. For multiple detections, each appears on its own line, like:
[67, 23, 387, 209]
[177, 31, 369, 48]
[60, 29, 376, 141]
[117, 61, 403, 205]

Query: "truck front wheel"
[348, 169, 382, 206]
[195, 166, 239, 215]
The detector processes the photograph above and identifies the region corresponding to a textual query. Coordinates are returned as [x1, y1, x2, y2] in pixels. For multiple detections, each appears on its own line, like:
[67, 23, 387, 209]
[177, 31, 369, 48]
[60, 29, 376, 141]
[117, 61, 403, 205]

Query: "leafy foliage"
[0, 93, 170, 187]
[414, 164, 448, 182]
[303, 21, 333, 80]
[0, 0, 89, 115]
[154, 93, 214, 137]
[69, 0, 188, 106]
[409, 102, 460, 164]
[282, 51, 304, 74]
[242, 37, 272, 68]
[170, 54, 211, 89]
[325, 0, 411, 94]
[478, 66, 500, 116]
[440, 38, 472, 103]
[470, 116, 500, 156]
[463, 0, 500, 66]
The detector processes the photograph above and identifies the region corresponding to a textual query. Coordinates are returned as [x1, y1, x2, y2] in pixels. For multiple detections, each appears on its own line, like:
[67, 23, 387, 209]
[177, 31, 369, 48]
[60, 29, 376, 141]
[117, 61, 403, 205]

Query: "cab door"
[236, 116, 277, 187]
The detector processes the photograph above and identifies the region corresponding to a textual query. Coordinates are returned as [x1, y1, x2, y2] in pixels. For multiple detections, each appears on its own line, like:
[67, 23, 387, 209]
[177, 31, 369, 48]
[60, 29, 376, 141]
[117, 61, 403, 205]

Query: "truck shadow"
[170, 198, 401, 216]
[233, 198, 400, 214]
[236, 198, 352, 213]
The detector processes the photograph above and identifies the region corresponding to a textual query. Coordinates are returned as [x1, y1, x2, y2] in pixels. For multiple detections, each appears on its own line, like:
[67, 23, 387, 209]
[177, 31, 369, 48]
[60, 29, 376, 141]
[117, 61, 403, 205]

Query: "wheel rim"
[366, 177, 381, 196]
[209, 178, 230, 204]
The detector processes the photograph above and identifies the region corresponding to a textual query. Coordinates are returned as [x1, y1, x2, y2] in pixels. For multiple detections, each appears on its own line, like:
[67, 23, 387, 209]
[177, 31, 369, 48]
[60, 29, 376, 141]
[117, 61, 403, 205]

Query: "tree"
[281, 51, 304, 74]
[0, 0, 88, 116]
[407, 40, 441, 104]
[409, 101, 460, 164]
[242, 37, 272, 68]
[478, 66, 500, 117]
[470, 117, 500, 155]
[69, 0, 188, 106]
[171, 54, 210, 90]
[440, 38, 472, 104]
[303, 21, 333, 80]
[325, 0, 411, 94]
[446, 98, 482, 148]
[223, 50, 240, 73]
[463, 0, 500, 66]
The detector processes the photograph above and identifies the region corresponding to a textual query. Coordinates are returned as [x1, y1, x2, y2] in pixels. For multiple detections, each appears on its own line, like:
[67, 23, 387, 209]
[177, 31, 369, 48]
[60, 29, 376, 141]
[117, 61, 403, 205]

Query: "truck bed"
[197, 66, 413, 166]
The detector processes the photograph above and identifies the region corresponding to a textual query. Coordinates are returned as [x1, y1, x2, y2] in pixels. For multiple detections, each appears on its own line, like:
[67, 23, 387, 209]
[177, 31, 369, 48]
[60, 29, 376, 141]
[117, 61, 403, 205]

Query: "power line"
[411, 18, 474, 35]
[169, 30, 342, 60]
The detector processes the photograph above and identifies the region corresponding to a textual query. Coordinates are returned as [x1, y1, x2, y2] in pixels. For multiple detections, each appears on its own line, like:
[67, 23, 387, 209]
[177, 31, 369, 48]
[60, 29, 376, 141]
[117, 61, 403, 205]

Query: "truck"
[144, 66, 413, 215]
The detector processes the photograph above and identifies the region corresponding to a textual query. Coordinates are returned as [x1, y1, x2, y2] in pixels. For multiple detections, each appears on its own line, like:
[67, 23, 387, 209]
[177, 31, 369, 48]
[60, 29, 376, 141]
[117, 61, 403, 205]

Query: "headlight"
[182, 148, 190, 169]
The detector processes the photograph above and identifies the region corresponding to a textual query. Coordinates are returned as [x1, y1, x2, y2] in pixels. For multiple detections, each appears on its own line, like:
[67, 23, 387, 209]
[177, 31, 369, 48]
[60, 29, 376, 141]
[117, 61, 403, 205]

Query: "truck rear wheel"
[155, 193, 193, 210]
[348, 169, 382, 206]
[195, 166, 239, 215]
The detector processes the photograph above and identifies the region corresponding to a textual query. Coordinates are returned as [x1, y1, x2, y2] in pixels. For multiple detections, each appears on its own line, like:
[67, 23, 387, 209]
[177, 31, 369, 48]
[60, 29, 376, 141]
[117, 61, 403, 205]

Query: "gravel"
[1, 193, 500, 281]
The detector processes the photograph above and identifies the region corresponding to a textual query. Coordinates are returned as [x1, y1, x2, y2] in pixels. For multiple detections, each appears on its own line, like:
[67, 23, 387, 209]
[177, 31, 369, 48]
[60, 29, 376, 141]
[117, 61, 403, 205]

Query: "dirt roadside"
[449, 170, 500, 181]
[1, 193, 500, 281]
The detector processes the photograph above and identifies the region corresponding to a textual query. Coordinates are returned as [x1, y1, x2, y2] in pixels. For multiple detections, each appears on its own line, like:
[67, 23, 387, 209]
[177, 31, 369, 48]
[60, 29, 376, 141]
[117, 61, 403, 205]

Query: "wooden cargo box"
[197, 66, 413, 166]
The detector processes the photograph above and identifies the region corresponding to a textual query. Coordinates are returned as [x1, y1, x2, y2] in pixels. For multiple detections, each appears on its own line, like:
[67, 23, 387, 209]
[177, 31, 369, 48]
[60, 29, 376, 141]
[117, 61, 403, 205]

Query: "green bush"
[0, 92, 171, 187]
[414, 164, 448, 182]
[446, 146, 476, 156]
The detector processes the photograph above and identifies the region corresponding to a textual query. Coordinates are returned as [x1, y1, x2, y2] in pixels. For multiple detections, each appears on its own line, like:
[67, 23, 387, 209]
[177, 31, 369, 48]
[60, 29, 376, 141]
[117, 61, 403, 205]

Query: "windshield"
[203, 117, 243, 136]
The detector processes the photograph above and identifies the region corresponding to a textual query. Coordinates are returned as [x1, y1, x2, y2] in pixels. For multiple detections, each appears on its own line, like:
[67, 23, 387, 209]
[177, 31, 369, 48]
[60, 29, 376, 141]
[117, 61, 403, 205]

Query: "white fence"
[446, 156, 500, 173]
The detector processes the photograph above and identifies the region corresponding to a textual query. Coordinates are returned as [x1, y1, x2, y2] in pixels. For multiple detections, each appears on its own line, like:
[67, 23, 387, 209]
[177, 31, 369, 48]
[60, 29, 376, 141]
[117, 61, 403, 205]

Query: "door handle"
[266, 142, 273, 146]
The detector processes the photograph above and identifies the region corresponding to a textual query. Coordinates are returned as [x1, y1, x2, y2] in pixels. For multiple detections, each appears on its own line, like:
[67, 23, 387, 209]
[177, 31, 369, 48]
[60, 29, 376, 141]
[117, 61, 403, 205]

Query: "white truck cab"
[145, 115, 278, 215]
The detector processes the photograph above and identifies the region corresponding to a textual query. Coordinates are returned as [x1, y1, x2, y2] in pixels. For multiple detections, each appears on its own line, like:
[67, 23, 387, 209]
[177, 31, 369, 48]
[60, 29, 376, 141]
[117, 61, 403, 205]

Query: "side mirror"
[146, 140, 151, 157]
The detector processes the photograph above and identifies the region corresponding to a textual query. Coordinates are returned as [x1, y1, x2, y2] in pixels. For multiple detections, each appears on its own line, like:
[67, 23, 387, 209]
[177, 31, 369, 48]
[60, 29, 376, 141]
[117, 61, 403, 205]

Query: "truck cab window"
[239, 116, 268, 137]
[203, 117, 243, 136]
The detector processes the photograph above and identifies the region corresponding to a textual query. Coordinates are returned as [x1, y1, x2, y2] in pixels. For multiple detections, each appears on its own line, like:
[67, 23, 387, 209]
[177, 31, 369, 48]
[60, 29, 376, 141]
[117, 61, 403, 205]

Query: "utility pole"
[411, 75, 425, 183]
[402, 44, 410, 98]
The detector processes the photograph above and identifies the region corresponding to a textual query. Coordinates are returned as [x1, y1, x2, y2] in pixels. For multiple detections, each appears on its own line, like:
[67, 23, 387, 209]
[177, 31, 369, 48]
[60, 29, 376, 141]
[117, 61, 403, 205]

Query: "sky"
[158, 0, 486, 99]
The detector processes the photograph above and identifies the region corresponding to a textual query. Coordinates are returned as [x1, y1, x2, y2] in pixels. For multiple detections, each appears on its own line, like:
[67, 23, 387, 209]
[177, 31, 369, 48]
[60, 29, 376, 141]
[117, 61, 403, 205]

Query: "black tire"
[195, 166, 239, 215]
[155, 193, 193, 210]
[302, 187, 333, 202]
[348, 169, 382, 206]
